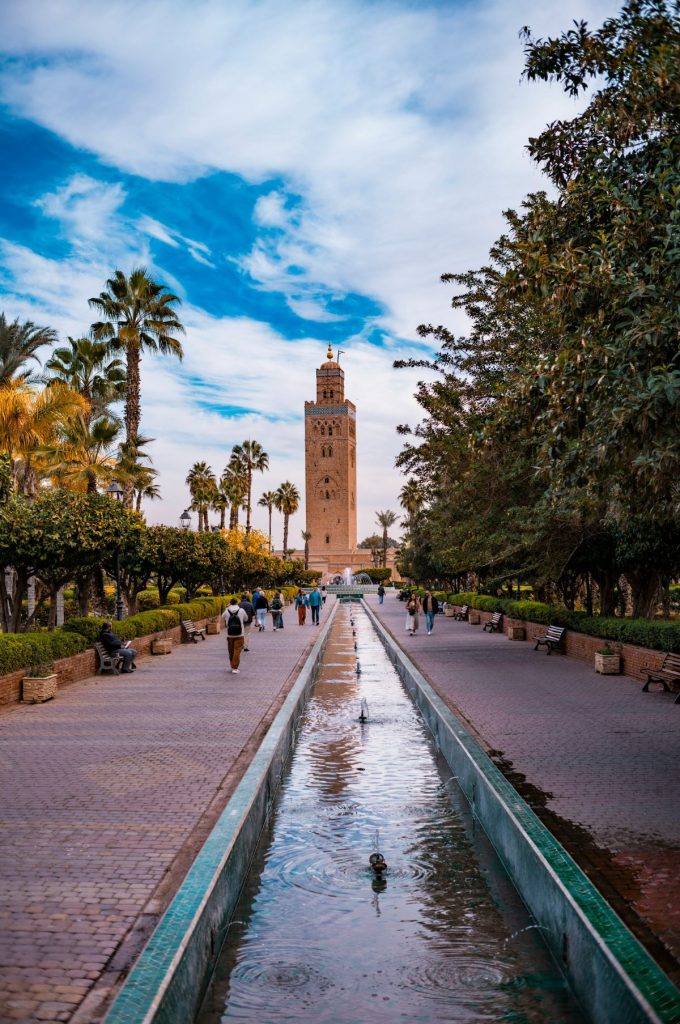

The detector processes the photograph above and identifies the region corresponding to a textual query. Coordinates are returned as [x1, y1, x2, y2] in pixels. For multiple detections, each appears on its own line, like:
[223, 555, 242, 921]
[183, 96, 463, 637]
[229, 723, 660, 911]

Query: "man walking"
[422, 590, 439, 635]
[239, 592, 254, 651]
[377, 583, 385, 604]
[308, 585, 322, 625]
[223, 597, 248, 673]
[253, 588, 269, 631]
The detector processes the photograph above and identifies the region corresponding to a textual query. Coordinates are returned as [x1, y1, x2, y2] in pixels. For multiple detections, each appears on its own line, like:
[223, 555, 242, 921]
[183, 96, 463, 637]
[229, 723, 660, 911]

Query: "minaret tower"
[304, 345, 357, 570]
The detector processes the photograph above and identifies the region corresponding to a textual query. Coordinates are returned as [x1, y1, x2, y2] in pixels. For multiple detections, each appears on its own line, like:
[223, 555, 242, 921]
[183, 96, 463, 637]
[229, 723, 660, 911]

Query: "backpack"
[227, 609, 242, 636]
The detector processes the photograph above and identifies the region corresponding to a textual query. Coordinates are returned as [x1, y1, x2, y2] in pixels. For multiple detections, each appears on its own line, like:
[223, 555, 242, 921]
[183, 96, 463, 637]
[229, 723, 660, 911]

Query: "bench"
[94, 641, 123, 675]
[453, 604, 469, 621]
[534, 625, 565, 655]
[182, 619, 206, 643]
[642, 652, 680, 703]
[483, 611, 503, 633]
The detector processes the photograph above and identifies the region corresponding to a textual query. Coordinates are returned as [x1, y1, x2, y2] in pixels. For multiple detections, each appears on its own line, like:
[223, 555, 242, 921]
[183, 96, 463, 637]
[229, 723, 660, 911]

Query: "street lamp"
[105, 481, 125, 621]
[180, 510, 192, 530]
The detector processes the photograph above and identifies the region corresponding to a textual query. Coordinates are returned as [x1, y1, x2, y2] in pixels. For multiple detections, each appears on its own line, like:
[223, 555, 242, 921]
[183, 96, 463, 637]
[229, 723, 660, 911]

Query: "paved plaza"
[0, 603, 331, 1024]
[369, 595, 680, 984]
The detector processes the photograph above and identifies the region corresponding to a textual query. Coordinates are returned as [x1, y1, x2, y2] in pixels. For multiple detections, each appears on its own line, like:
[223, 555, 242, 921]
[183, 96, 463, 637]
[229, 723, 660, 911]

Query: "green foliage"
[137, 589, 161, 611]
[356, 567, 392, 583]
[0, 631, 88, 676]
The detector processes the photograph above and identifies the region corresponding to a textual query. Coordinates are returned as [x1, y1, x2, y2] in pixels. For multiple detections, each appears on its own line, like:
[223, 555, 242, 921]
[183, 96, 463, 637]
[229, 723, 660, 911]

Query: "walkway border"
[363, 600, 680, 1024]
[103, 602, 338, 1024]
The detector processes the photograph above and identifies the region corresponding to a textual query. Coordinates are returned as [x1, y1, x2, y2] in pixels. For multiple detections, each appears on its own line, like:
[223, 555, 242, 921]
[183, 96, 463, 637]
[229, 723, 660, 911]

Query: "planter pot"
[468, 611, 481, 625]
[507, 625, 526, 641]
[444, 607, 456, 617]
[151, 638, 173, 655]
[595, 653, 621, 675]
[206, 620, 220, 635]
[22, 674, 58, 703]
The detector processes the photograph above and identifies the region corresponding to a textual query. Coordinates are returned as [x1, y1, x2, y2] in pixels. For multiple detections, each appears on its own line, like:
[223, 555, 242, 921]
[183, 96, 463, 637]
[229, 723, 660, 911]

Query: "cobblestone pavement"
[0, 602, 332, 1024]
[369, 595, 680, 981]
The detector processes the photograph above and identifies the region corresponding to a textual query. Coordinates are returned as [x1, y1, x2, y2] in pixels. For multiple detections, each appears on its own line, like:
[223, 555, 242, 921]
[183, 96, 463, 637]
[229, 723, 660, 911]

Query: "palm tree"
[0, 379, 86, 494]
[376, 509, 398, 568]
[301, 530, 311, 570]
[212, 487, 230, 529]
[275, 481, 300, 557]
[133, 465, 161, 513]
[43, 413, 120, 493]
[89, 268, 184, 506]
[230, 440, 269, 533]
[45, 337, 126, 424]
[0, 314, 57, 384]
[186, 461, 217, 531]
[221, 461, 249, 529]
[258, 490, 278, 553]
[399, 478, 425, 530]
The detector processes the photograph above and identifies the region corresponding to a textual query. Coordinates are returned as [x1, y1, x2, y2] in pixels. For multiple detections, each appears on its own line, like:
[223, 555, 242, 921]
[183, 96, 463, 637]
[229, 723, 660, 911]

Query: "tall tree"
[89, 268, 184, 506]
[275, 481, 300, 557]
[0, 314, 57, 384]
[376, 510, 398, 568]
[43, 413, 120, 494]
[45, 337, 126, 424]
[399, 479, 425, 531]
[221, 459, 249, 529]
[186, 461, 217, 532]
[301, 530, 311, 570]
[230, 440, 269, 534]
[258, 490, 278, 553]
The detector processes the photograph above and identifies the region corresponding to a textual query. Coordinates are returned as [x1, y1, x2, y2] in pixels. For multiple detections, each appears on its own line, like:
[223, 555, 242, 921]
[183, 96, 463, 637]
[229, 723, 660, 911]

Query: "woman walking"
[422, 590, 439, 635]
[295, 589, 308, 625]
[405, 593, 421, 635]
[271, 590, 284, 630]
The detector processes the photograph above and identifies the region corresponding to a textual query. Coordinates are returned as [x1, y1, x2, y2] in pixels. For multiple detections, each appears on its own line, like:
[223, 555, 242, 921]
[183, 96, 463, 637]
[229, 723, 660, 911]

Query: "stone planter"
[507, 625, 526, 641]
[468, 611, 481, 625]
[595, 652, 621, 675]
[22, 674, 58, 703]
[206, 619, 221, 635]
[151, 638, 173, 656]
[444, 607, 456, 617]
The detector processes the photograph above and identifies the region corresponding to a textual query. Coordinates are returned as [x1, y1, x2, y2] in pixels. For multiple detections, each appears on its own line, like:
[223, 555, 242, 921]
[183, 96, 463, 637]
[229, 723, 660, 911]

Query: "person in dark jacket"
[377, 583, 386, 604]
[98, 622, 137, 672]
[308, 586, 322, 625]
[422, 591, 439, 635]
[253, 588, 269, 631]
[239, 593, 254, 650]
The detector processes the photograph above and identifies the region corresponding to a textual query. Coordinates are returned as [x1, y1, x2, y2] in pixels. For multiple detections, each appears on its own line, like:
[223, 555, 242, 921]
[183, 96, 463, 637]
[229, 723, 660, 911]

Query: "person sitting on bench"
[98, 622, 137, 673]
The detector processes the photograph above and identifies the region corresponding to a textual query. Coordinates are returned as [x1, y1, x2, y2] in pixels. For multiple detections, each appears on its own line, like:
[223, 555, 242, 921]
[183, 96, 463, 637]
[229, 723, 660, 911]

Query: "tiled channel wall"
[0, 618, 217, 708]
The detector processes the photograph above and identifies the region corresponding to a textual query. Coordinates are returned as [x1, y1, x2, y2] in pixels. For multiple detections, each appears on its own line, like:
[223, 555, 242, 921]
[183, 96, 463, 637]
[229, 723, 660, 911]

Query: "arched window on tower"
[323, 389, 327, 399]
[325, 534, 330, 544]
[330, 388, 334, 399]
[328, 445, 333, 457]
[325, 490, 330, 499]
[324, 476, 329, 483]
[320, 424, 326, 436]
[321, 446, 326, 458]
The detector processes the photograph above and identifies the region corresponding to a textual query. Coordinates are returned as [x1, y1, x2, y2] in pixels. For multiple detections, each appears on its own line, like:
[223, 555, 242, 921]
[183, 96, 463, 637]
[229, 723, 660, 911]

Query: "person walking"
[405, 594, 421, 635]
[223, 598, 248, 673]
[239, 592, 254, 651]
[295, 589, 308, 625]
[308, 585, 322, 625]
[377, 583, 385, 605]
[253, 588, 269, 631]
[98, 622, 137, 673]
[271, 591, 284, 630]
[422, 590, 439, 635]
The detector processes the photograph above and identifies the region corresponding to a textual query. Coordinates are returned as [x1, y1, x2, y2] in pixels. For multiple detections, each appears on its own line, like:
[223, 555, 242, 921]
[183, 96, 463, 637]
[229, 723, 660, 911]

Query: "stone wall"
[0, 616, 217, 709]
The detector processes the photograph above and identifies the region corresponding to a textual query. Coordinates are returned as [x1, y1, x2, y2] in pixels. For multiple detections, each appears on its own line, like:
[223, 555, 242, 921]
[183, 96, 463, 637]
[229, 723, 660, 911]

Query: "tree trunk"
[245, 468, 252, 533]
[220, 507, 226, 529]
[593, 570, 617, 616]
[382, 528, 388, 568]
[283, 514, 289, 557]
[136, 491, 142, 512]
[268, 509, 273, 553]
[124, 341, 141, 509]
[629, 570, 661, 620]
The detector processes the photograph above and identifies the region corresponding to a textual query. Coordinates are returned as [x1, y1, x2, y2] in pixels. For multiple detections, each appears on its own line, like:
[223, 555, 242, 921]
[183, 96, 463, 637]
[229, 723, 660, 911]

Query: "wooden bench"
[483, 611, 503, 633]
[94, 641, 123, 675]
[533, 625, 565, 655]
[453, 604, 469, 621]
[182, 619, 206, 643]
[642, 652, 680, 703]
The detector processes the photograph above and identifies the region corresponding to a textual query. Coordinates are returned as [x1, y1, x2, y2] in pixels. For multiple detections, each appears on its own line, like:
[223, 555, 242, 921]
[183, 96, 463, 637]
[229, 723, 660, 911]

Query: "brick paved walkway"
[369, 595, 680, 983]
[0, 602, 332, 1024]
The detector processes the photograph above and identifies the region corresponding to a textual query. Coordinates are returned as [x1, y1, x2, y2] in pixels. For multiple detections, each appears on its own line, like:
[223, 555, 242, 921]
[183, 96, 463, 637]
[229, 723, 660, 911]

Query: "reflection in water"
[198, 607, 584, 1023]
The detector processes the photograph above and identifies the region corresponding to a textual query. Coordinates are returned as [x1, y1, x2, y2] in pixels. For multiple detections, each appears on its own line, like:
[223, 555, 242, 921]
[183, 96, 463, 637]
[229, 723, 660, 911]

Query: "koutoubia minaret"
[304, 345, 357, 573]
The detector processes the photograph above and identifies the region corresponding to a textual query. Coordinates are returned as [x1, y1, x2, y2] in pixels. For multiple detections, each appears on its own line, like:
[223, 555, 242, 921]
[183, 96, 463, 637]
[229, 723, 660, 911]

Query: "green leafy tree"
[147, 526, 200, 605]
[45, 337, 126, 424]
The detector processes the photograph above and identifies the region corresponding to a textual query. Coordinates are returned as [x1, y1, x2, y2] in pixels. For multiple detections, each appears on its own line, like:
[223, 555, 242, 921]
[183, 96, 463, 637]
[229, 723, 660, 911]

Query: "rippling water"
[198, 606, 584, 1023]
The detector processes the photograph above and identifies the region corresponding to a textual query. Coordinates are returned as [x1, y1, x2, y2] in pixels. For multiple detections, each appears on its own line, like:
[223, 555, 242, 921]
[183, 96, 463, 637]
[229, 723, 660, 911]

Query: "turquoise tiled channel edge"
[363, 600, 680, 1024]
[102, 601, 339, 1024]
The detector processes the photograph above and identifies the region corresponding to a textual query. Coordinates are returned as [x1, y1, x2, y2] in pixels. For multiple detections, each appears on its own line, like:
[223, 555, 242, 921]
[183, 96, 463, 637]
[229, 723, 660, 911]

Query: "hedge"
[446, 593, 680, 653]
[0, 631, 89, 676]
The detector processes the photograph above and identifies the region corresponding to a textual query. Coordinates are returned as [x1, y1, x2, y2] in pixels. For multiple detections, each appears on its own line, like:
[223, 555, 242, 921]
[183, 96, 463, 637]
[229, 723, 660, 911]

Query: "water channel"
[198, 604, 585, 1023]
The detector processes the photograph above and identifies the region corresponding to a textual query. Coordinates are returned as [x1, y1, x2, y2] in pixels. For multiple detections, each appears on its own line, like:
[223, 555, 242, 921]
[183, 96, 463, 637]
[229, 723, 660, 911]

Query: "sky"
[0, 0, 620, 547]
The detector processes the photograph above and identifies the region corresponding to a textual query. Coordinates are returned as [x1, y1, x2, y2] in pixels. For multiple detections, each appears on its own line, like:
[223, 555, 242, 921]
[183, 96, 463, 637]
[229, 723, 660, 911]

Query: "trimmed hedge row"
[447, 593, 680, 653]
[0, 631, 89, 676]
[63, 596, 232, 643]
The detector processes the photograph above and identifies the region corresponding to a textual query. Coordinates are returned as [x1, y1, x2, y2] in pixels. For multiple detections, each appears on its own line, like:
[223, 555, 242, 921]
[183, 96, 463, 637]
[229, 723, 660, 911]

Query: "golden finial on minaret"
[326, 344, 333, 361]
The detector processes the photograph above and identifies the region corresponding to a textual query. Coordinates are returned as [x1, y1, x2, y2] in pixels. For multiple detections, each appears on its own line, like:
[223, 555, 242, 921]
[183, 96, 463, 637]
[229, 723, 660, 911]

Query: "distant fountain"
[343, 567, 352, 585]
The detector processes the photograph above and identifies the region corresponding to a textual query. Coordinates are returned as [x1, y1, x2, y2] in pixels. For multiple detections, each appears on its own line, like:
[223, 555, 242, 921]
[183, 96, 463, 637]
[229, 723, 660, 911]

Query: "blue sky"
[0, 0, 619, 544]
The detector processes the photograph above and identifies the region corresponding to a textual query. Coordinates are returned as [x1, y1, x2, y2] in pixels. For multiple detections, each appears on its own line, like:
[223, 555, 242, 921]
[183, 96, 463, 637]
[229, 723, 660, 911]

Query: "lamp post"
[106, 481, 125, 621]
[180, 510, 192, 530]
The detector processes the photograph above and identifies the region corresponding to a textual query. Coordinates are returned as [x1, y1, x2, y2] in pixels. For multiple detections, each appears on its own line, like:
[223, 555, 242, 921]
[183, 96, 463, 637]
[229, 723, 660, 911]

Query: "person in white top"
[222, 598, 248, 673]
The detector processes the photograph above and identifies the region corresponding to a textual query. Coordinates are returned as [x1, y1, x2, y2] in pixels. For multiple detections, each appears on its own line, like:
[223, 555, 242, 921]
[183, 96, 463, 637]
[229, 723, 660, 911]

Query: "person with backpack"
[271, 590, 284, 630]
[222, 598, 248, 673]
[239, 592, 254, 651]
[294, 589, 308, 625]
[253, 588, 269, 631]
